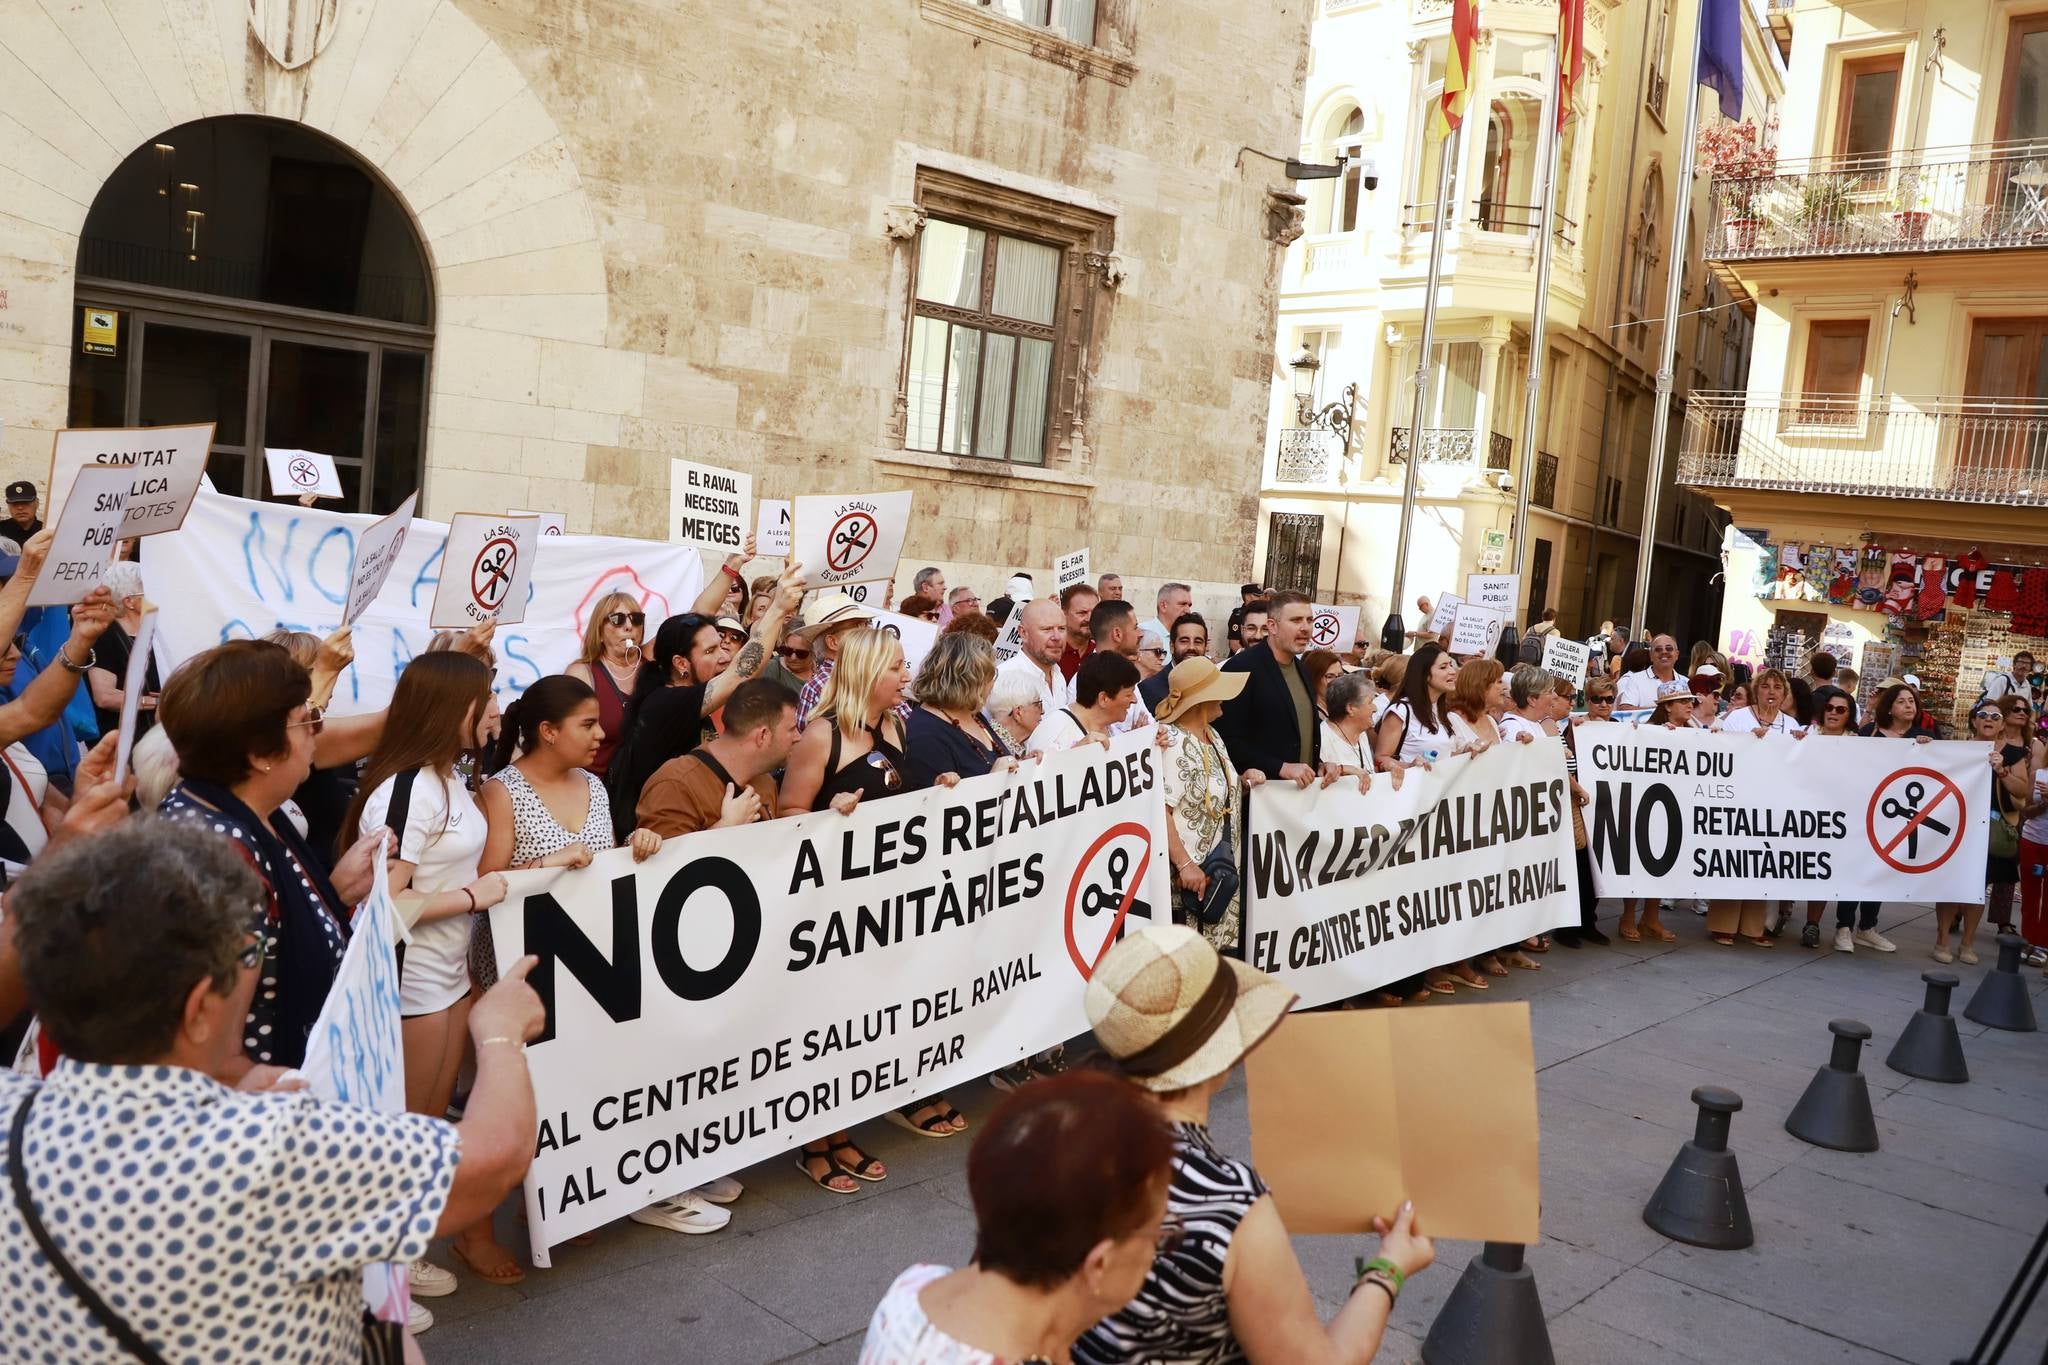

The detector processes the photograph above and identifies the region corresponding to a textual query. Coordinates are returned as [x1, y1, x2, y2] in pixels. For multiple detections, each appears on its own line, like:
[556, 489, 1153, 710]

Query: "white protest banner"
[1426, 594, 1463, 634]
[758, 499, 792, 557]
[993, 608, 1024, 664]
[1245, 741, 1578, 1010]
[48, 423, 213, 539]
[1055, 548, 1091, 592]
[301, 854, 411, 1328]
[114, 609, 158, 779]
[1579, 724, 1990, 900]
[147, 487, 704, 714]
[512, 509, 568, 537]
[1449, 603, 1505, 656]
[1465, 573, 1520, 618]
[869, 608, 941, 675]
[264, 448, 344, 500]
[792, 490, 913, 588]
[1541, 635, 1591, 687]
[1309, 604, 1361, 653]
[669, 460, 753, 554]
[28, 464, 129, 607]
[490, 728, 1169, 1261]
[429, 513, 542, 630]
[342, 492, 417, 626]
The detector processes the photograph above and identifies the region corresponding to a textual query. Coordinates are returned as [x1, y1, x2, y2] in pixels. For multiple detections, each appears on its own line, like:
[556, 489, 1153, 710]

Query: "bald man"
[996, 597, 1075, 712]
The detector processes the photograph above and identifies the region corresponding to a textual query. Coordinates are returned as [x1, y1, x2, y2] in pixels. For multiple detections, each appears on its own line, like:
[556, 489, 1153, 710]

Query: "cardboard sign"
[1541, 634, 1592, 687]
[343, 493, 418, 626]
[48, 423, 213, 539]
[843, 582, 883, 606]
[758, 499, 792, 558]
[511, 509, 567, 537]
[264, 448, 344, 499]
[1449, 603, 1505, 656]
[1247, 1005, 1538, 1243]
[1055, 547, 1091, 592]
[1308, 603, 1362, 653]
[792, 491, 913, 588]
[669, 459, 752, 554]
[1425, 593, 1463, 634]
[993, 607, 1024, 664]
[114, 609, 159, 779]
[1465, 573, 1521, 618]
[29, 465, 130, 607]
[868, 608, 941, 676]
[429, 512, 540, 629]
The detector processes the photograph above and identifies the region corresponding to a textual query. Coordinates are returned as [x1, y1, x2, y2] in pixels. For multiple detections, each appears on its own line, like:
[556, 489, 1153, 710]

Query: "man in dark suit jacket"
[1213, 590, 1321, 782]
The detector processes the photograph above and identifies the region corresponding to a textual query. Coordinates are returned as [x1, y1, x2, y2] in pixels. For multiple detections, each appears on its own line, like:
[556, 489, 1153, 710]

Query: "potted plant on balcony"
[1697, 116, 1778, 251]
[1796, 177, 1854, 248]
[1890, 169, 1932, 240]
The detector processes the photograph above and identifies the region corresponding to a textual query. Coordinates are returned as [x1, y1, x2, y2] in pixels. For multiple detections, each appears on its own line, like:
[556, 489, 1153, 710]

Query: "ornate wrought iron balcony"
[1678, 392, 2048, 506]
[1275, 428, 1341, 484]
[1533, 450, 1559, 509]
[1389, 427, 1512, 470]
[1707, 142, 2048, 260]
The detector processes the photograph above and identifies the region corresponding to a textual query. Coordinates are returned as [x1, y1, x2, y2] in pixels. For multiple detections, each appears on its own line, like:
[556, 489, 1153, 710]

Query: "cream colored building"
[1256, 0, 1783, 644]
[0, 0, 1311, 612]
[1691, 0, 2048, 722]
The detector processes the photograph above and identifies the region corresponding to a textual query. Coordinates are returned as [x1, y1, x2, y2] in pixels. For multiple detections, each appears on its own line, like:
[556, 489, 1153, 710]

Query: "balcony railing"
[1708, 141, 2048, 260]
[1400, 201, 1580, 245]
[1390, 427, 1512, 470]
[1301, 236, 1359, 280]
[1678, 392, 2048, 506]
[1533, 450, 1559, 508]
[1275, 428, 1341, 484]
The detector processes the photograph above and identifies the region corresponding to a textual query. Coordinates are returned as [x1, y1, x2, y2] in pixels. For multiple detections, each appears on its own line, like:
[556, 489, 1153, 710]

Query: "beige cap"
[1085, 924, 1296, 1093]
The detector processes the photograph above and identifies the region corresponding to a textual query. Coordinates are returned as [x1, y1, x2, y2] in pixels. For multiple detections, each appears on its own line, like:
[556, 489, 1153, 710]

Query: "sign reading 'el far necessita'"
[669, 459, 753, 554]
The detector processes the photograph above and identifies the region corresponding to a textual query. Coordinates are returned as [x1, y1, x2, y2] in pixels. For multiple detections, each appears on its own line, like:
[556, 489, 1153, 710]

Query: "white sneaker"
[408, 1260, 457, 1299]
[1853, 928, 1897, 953]
[629, 1191, 732, 1234]
[1834, 927, 1855, 953]
[407, 1298, 435, 1335]
[695, 1175, 744, 1205]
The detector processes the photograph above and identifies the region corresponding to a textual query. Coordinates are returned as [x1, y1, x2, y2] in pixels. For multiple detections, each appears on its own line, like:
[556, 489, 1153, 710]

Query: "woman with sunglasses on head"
[777, 627, 907, 1192]
[564, 591, 646, 779]
[1984, 697, 2038, 941]
[1553, 677, 1611, 948]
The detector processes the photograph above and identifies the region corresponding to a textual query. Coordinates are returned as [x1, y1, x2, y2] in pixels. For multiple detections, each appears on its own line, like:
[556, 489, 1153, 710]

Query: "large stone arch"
[0, 0, 623, 525]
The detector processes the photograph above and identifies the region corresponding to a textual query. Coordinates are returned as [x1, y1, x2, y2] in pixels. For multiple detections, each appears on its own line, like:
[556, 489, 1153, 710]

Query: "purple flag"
[1699, 0, 1745, 120]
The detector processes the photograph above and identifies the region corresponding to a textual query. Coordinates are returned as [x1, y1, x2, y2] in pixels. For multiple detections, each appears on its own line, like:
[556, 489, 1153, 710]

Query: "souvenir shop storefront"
[1719, 527, 2048, 729]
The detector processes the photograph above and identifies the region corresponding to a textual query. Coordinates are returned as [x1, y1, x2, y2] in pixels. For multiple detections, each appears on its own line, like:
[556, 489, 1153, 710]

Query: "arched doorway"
[67, 117, 433, 514]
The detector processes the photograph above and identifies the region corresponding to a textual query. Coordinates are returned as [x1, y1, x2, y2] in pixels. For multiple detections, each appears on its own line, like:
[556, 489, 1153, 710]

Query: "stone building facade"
[0, 0, 1310, 607]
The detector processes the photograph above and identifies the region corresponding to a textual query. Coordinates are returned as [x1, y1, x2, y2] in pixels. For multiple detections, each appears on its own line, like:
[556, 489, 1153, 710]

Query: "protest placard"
[792, 491, 913, 588]
[29, 464, 129, 608]
[263, 448, 344, 500]
[758, 499, 792, 557]
[1449, 602, 1505, 656]
[1425, 593, 1462, 634]
[1055, 548, 1091, 592]
[669, 459, 752, 553]
[343, 492, 417, 626]
[1465, 573, 1520, 618]
[428, 513, 542, 630]
[511, 509, 568, 537]
[1541, 634, 1591, 687]
[1244, 740, 1578, 1008]
[868, 608, 941, 675]
[48, 423, 213, 539]
[1580, 724, 1990, 900]
[114, 609, 158, 779]
[490, 729, 1169, 1260]
[1309, 603, 1361, 653]
[993, 608, 1024, 664]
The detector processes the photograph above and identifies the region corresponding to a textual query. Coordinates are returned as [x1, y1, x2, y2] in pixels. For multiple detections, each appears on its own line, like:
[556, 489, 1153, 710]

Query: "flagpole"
[1629, 4, 1708, 639]
[1501, 41, 1566, 662]
[1382, 126, 1461, 652]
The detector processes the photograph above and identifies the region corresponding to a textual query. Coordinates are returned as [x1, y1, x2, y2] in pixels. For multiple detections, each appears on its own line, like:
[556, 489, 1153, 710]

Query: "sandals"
[1424, 971, 1458, 995]
[831, 1140, 887, 1182]
[1710, 932, 1737, 946]
[1452, 964, 1490, 990]
[1642, 923, 1677, 942]
[793, 1141, 862, 1195]
[1523, 935, 1550, 954]
[1477, 956, 1509, 978]
[1506, 951, 1541, 971]
[451, 1238, 526, 1286]
[886, 1104, 956, 1139]
[1617, 924, 1642, 943]
[1741, 934, 1775, 949]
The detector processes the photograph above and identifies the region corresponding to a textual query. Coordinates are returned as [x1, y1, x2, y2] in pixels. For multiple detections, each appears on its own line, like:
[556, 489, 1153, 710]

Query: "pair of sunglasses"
[287, 705, 325, 736]
[604, 611, 647, 628]
[777, 645, 812, 662]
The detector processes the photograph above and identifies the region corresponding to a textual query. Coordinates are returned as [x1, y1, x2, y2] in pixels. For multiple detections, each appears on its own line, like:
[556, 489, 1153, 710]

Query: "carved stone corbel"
[1084, 251, 1128, 290]
[882, 203, 926, 241]
[1265, 188, 1308, 247]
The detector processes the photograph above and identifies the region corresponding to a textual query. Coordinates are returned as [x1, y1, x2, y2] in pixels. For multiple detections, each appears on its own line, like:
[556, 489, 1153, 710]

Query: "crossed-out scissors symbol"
[1880, 779, 1952, 859]
[829, 517, 874, 571]
[1081, 847, 1151, 923]
[474, 545, 514, 605]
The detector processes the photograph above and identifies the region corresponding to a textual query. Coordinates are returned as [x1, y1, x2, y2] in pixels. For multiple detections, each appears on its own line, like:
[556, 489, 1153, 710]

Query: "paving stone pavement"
[421, 904, 2048, 1364]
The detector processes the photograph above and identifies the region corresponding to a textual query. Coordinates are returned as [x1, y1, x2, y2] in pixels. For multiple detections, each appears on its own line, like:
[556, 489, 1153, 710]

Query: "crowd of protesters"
[0, 488, 2041, 1363]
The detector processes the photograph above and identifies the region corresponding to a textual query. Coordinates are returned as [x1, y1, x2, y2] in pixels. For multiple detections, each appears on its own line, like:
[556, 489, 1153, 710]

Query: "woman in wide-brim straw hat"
[1072, 924, 1434, 1364]
[1154, 656, 1258, 959]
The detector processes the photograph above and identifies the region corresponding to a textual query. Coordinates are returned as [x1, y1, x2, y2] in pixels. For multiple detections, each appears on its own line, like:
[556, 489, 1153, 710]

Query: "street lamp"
[1286, 345, 1362, 617]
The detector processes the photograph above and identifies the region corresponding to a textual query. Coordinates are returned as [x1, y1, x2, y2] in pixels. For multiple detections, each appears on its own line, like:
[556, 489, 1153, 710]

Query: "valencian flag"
[1557, 0, 1585, 131]
[1433, 0, 1478, 140]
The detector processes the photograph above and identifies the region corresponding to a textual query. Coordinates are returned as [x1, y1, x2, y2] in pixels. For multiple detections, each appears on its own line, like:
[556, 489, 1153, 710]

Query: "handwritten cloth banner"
[1579, 723, 1991, 900]
[488, 729, 1170, 1263]
[146, 487, 705, 714]
[1245, 740, 1580, 1009]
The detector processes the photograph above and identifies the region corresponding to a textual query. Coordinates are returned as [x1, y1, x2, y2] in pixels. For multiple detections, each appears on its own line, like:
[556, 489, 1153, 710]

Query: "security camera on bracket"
[1286, 154, 1380, 192]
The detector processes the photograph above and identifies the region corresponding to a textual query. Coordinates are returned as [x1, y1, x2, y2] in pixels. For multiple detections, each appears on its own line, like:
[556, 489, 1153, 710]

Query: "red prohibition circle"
[471, 536, 519, 610]
[1864, 765, 1966, 875]
[1063, 820, 1156, 981]
[288, 457, 319, 487]
[1311, 614, 1340, 647]
[826, 510, 878, 575]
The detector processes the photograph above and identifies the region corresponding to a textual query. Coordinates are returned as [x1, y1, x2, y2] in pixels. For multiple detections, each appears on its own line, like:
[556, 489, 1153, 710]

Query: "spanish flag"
[1433, 0, 1478, 140]
[1557, 0, 1585, 132]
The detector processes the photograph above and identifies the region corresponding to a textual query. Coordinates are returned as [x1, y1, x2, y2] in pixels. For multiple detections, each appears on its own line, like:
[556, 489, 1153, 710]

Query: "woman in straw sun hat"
[1154, 656, 1260, 960]
[1073, 924, 1434, 1365]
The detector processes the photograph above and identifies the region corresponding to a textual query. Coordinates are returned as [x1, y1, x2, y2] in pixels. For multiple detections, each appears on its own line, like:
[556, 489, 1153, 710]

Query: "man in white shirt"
[1617, 633, 1683, 709]
[1139, 580, 1192, 644]
[1980, 652, 2035, 707]
[996, 596, 1072, 713]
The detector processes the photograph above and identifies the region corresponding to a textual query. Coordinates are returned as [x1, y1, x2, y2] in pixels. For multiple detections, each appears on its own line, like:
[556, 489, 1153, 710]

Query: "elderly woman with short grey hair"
[0, 818, 546, 1357]
[1498, 663, 1555, 744]
[1319, 672, 1379, 778]
[86, 559, 157, 741]
[984, 666, 1047, 758]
